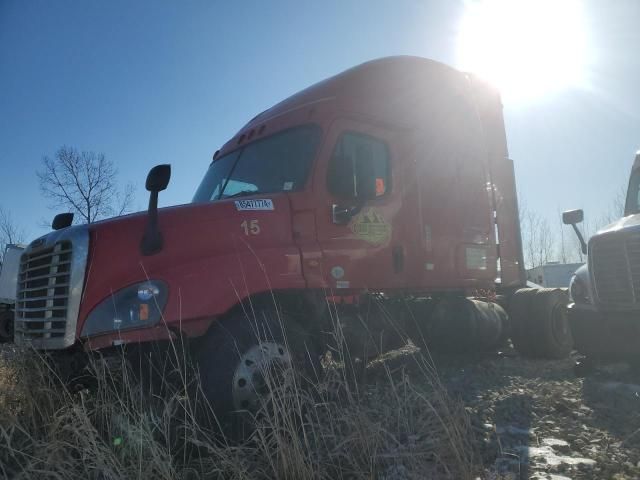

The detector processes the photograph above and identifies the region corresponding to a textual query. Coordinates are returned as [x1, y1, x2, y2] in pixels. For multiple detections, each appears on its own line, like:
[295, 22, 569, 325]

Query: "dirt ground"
[412, 349, 640, 480]
[2, 342, 640, 480]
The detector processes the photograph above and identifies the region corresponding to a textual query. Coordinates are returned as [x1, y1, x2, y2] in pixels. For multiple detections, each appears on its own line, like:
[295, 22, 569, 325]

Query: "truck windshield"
[626, 169, 640, 216]
[192, 125, 322, 202]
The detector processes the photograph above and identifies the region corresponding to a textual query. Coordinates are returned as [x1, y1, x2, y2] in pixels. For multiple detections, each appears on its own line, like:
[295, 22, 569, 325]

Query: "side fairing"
[471, 78, 527, 288]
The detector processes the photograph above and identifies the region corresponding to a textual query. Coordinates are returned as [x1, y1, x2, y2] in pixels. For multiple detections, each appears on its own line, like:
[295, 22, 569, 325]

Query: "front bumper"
[568, 303, 640, 358]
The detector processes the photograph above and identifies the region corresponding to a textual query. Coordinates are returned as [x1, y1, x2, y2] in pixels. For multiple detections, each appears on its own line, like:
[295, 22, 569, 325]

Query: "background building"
[527, 262, 584, 288]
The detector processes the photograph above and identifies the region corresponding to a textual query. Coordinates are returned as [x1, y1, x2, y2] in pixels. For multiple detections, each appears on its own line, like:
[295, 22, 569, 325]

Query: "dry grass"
[0, 328, 478, 480]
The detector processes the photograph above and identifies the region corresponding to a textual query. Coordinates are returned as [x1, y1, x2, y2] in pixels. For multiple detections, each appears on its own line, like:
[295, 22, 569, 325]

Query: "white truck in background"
[0, 244, 24, 342]
[563, 151, 640, 373]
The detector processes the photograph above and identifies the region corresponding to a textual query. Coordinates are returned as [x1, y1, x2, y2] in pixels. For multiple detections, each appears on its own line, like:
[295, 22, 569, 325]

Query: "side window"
[327, 132, 390, 199]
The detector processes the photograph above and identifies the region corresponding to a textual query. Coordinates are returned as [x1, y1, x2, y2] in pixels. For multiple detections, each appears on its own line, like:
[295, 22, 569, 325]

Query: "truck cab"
[564, 152, 640, 365]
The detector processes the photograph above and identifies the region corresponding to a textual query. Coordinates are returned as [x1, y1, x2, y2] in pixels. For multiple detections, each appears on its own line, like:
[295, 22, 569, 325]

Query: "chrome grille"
[14, 226, 89, 349]
[16, 241, 72, 340]
[591, 232, 640, 308]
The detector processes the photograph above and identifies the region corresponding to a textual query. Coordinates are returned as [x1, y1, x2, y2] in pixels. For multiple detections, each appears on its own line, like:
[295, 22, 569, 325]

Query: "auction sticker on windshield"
[234, 199, 274, 211]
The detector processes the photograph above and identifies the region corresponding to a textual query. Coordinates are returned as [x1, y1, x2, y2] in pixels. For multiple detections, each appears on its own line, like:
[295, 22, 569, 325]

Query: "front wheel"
[195, 306, 320, 429]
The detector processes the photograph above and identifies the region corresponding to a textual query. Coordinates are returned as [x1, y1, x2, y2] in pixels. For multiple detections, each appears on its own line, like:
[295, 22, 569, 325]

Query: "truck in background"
[13, 57, 573, 417]
[0, 244, 24, 342]
[564, 151, 640, 372]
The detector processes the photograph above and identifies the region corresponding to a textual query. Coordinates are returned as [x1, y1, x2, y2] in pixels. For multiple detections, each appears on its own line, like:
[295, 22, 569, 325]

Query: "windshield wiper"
[222, 190, 261, 200]
[216, 149, 245, 200]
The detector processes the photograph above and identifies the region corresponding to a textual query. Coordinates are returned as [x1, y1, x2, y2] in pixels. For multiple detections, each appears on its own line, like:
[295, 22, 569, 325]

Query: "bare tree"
[519, 200, 556, 269]
[598, 185, 627, 227]
[0, 207, 26, 255]
[556, 207, 568, 264]
[555, 186, 628, 265]
[38, 146, 135, 224]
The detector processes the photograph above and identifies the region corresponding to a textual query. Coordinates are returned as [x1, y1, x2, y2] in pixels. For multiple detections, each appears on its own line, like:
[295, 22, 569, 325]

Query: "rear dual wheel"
[408, 297, 507, 354]
[509, 288, 572, 359]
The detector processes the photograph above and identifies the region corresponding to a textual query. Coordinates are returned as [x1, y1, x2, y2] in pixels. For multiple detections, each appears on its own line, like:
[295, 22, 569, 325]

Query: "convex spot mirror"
[562, 209, 584, 225]
[146, 164, 171, 192]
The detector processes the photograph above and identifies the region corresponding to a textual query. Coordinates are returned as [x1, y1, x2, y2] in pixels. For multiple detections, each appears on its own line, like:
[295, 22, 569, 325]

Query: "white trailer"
[526, 262, 584, 288]
[0, 244, 24, 341]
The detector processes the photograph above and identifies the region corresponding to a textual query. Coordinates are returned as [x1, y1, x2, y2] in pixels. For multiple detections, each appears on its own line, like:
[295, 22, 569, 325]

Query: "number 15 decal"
[241, 219, 260, 236]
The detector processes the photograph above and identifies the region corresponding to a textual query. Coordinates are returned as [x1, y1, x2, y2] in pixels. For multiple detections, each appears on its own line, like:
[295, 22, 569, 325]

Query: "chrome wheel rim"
[232, 341, 292, 412]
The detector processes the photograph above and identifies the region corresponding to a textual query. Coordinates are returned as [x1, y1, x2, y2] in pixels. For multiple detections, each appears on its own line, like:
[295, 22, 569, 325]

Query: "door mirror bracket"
[562, 209, 587, 255]
[332, 203, 363, 225]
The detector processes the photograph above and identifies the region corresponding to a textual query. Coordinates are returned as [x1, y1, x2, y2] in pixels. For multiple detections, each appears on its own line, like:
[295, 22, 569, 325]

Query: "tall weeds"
[0, 320, 477, 479]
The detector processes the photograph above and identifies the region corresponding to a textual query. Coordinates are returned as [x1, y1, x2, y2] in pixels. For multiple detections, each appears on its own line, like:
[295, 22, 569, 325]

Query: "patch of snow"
[530, 474, 573, 480]
[519, 444, 596, 467]
[496, 425, 535, 437]
[542, 438, 569, 448]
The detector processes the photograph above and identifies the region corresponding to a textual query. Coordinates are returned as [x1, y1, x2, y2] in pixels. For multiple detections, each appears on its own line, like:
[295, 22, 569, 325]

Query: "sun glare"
[457, 0, 587, 104]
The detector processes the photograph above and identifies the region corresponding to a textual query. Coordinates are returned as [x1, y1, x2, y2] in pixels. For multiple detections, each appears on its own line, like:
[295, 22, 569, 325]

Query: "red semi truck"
[14, 57, 571, 413]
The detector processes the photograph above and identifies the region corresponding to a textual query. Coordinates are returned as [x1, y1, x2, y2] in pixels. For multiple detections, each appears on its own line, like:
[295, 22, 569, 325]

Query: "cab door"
[313, 118, 405, 291]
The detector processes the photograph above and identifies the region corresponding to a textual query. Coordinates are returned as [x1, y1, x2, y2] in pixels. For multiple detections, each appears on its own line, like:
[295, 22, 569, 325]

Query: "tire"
[0, 310, 14, 343]
[493, 296, 511, 348]
[405, 298, 437, 353]
[508, 288, 538, 357]
[529, 288, 573, 359]
[471, 300, 508, 351]
[433, 297, 479, 352]
[493, 294, 509, 312]
[196, 306, 319, 424]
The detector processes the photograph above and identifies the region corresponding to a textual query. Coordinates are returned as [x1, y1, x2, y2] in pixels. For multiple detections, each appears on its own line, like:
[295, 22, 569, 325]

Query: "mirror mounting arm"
[570, 223, 588, 255]
[141, 190, 163, 255]
[562, 209, 587, 256]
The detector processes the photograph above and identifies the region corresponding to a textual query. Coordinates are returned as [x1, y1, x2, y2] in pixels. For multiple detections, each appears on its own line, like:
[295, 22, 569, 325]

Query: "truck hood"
[594, 213, 640, 236]
[78, 195, 303, 333]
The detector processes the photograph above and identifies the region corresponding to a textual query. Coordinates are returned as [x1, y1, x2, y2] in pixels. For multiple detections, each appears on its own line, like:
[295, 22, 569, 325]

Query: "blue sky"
[1, 0, 638, 245]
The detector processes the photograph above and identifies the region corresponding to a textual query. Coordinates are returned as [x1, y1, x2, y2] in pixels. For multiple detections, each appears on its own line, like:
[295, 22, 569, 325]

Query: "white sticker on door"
[234, 199, 274, 211]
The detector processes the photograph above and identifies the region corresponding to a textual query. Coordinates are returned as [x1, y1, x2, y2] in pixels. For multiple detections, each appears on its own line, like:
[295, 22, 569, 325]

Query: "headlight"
[569, 274, 590, 304]
[81, 280, 168, 337]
